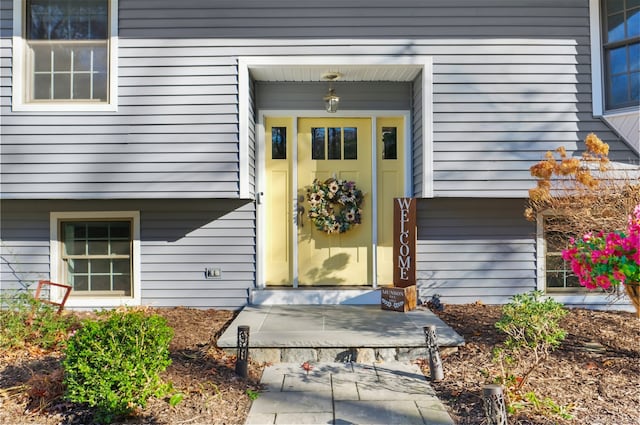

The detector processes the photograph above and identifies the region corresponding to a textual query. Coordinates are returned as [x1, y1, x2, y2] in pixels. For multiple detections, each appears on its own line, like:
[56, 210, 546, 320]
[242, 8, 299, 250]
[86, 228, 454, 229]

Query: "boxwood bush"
[62, 309, 173, 423]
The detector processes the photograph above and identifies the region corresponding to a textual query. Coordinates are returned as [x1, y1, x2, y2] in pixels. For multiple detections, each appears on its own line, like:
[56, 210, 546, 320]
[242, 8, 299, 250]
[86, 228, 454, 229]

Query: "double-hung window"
[13, 0, 117, 111]
[537, 214, 617, 300]
[61, 220, 132, 296]
[602, 0, 640, 110]
[541, 216, 583, 293]
[50, 211, 140, 308]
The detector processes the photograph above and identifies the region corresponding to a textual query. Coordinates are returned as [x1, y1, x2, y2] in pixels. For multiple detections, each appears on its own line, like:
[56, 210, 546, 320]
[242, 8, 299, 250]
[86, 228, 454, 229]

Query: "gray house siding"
[255, 82, 411, 111]
[1, 0, 638, 310]
[0, 200, 255, 309]
[417, 198, 537, 304]
[2, 0, 638, 200]
[0, 210, 50, 290]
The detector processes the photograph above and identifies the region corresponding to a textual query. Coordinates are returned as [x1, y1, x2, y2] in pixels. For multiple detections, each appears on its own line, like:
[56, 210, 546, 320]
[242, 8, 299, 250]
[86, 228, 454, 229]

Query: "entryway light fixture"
[322, 72, 342, 113]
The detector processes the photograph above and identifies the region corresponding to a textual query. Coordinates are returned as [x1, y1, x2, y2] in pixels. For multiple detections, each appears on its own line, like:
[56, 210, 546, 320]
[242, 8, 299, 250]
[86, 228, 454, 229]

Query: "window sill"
[545, 288, 592, 293]
[64, 297, 140, 309]
[11, 102, 118, 113]
[602, 105, 640, 118]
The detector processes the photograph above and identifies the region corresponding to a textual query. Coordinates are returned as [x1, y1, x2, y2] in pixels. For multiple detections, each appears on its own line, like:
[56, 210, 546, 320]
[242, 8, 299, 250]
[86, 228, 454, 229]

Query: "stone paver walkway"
[245, 362, 455, 425]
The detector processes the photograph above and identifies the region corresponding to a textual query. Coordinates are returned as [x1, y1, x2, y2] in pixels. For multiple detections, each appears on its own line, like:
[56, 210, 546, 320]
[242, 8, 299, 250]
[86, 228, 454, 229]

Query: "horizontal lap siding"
[116, 0, 591, 39]
[0, 210, 51, 291]
[139, 200, 254, 309]
[0, 0, 10, 39]
[417, 198, 537, 304]
[430, 33, 637, 196]
[3, 0, 637, 199]
[2, 0, 638, 309]
[0, 200, 255, 309]
[255, 82, 411, 111]
[1, 0, 242, 199]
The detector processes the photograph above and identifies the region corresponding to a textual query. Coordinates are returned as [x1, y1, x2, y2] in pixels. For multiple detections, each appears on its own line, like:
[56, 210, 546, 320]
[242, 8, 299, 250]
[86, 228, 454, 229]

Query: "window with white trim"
[60, 220, 132, 296]
[542, 216, 584, 293]
[51, 211, 140, 307]
[602, 0, 640, 110]
[13, 0, 118, 111]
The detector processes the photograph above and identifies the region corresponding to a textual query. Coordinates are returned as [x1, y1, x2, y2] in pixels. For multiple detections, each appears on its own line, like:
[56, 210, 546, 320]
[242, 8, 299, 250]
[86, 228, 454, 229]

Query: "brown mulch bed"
[0, 304, 638, 424]
[0, 307, 262, 424]
[426, 303, 640, 425]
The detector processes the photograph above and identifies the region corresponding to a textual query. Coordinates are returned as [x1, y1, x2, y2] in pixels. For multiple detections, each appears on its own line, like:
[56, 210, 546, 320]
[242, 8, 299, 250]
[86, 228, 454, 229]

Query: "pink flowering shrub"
[562, 204, 640, 290]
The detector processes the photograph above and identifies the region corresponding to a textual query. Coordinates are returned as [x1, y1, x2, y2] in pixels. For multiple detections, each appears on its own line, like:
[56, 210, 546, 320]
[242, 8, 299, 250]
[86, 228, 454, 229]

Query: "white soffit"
[249, 64, 422, 82]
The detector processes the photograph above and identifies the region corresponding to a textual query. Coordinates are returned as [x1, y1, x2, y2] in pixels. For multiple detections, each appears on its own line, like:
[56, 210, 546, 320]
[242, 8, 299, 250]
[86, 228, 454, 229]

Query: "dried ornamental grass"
[525, 133, 640, 238]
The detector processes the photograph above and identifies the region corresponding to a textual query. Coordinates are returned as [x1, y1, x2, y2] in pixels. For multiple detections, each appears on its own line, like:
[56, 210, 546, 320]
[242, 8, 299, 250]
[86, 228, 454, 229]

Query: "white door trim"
[238, 55, 433, 199]
[256, 111, 411, 290]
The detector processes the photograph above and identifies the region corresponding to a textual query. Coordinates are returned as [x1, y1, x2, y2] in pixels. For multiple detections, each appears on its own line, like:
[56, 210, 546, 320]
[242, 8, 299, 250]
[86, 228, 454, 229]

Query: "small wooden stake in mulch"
[235, 325, 250, 378]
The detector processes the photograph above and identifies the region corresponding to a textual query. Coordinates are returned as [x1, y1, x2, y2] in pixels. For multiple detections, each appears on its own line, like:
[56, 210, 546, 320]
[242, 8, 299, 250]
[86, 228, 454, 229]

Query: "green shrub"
[493, 291, 571, 419]
[62, 309, 174, 423]
[511, 391, 574, 420]
[495, 291, 567, 367]
[0, 292, 78, 350]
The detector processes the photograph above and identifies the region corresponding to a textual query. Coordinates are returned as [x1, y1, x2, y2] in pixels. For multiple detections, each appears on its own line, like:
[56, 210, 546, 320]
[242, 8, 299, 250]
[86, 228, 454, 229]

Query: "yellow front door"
[263, 116, 405, 287]
[297, 118, 372, 285]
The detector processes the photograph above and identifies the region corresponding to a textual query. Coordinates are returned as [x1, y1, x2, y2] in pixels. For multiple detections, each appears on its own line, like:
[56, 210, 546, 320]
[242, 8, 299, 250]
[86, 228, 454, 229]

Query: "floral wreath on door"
[306, 178, 364, 234]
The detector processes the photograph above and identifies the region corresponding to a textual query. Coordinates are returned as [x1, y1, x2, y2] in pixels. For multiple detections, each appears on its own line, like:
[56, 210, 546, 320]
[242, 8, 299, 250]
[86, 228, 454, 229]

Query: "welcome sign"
[393, 197, 416, 288]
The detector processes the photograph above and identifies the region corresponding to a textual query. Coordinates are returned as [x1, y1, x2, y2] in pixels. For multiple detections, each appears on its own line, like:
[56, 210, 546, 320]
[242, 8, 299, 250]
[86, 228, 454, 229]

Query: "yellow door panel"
[264, 117, 293, 285]
[376, 117, 406, 285]
[297, 118, 372, 286]
[264, 116, 404, 288]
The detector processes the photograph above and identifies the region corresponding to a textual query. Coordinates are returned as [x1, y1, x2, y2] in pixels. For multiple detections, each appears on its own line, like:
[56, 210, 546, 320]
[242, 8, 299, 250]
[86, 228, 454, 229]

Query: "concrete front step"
[218, 305, 465, 364]
[250, 288, 382, 305]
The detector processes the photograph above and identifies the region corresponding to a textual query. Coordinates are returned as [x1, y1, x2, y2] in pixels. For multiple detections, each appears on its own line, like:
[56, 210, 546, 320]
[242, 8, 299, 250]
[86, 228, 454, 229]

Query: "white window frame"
[50, 211, 140, 308]
[12, 0, 118, 112]
[589, 0, 639, 116]
[536, 213, 586, 294]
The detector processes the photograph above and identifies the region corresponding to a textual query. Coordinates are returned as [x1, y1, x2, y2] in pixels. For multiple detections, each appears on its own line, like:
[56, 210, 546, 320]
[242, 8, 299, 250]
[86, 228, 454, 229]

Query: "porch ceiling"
[248, 64, 422, 82]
